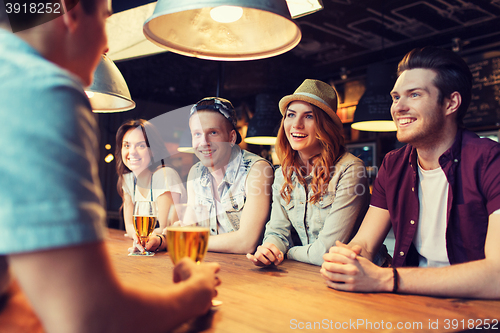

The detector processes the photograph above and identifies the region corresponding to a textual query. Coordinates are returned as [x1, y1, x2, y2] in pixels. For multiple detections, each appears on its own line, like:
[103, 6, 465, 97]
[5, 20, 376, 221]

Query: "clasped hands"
[321, 241, 391, 292]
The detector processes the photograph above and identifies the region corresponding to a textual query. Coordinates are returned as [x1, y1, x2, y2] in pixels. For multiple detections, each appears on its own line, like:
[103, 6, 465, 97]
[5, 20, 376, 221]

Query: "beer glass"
[133, 201, 157, 256]
[166, 203, 222, 306]
[166, 203, 209, 264]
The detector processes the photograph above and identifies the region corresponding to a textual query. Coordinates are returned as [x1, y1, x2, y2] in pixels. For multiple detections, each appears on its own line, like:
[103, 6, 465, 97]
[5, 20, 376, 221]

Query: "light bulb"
[104, 153, 114, 163]
[210, 6, 243, 23]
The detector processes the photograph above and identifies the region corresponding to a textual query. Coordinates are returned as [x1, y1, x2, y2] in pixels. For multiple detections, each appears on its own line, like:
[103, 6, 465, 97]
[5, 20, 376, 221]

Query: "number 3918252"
[444, 318, 498, 330]
[5, 2, 62, 14]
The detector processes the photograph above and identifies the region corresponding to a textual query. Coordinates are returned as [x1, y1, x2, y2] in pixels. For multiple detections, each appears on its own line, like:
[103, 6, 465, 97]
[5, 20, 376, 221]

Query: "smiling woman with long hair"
[247, 79, 370, 266]
[115, 119, 186, 245]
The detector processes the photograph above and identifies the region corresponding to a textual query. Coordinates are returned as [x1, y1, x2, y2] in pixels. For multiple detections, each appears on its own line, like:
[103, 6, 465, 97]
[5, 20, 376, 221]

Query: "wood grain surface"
[106, 228, 500, 333]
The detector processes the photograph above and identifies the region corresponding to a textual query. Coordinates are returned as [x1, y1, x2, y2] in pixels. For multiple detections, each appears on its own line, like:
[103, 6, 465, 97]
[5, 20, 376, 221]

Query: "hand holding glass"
[166, 204, 222, 306]
[133, 201, 157, 256]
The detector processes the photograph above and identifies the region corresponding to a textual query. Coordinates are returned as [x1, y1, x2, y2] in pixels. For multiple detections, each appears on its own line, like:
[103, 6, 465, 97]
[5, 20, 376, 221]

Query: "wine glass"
[166, 203, 210, 264]
[132, 201, 157, 256]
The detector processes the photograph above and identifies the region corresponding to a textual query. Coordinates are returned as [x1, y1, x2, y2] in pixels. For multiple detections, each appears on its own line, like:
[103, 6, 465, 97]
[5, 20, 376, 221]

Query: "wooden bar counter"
[105, 228, 500, 332]
[1, 228, 499, 332]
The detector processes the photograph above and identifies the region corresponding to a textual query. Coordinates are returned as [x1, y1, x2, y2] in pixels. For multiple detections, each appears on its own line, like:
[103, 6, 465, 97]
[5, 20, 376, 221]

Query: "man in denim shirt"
[187, 97, 274, 254]
[322, 47, 500, 299]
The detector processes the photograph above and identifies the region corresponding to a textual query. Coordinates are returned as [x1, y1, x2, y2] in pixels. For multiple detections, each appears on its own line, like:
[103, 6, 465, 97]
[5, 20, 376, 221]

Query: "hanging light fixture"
[177, 129, 195, 153]
[244, 93, 282, 145]
[351, 63, 397, 132]
[143, 0, 302, 61]
[85, 54, 136, 113]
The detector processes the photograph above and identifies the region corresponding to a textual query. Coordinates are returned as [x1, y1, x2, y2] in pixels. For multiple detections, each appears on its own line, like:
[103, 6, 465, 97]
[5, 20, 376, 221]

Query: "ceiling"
[114, 0, 500, 109]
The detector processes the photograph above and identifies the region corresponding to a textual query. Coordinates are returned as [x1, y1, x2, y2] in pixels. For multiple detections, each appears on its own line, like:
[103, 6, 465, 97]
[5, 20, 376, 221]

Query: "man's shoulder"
[1, 33, 82, 92]
[383, 144, 411, 160]
[1, 32, 94, 129]
[461, 130, 500, 154]
[377, 145, 413, 178]
[241, 149, 269, 163]
[188, 161, 205, 177]
[1, 34, 88, 124]
[239, 149, 272, 172]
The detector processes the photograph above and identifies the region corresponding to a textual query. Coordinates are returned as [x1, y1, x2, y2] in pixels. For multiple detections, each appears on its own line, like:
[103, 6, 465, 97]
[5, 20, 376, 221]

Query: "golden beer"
[166, 226, 209, 264]
[133, 215, 156, 247]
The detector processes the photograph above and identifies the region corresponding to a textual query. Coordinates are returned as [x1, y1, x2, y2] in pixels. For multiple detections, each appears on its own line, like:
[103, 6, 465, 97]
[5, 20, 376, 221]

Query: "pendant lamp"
[143, 0, 302, 61]
[85, 54, 136, 113]
[351, 63, 397, 132]
[244, 93, 282, 145]
[177, 129, 195, 153]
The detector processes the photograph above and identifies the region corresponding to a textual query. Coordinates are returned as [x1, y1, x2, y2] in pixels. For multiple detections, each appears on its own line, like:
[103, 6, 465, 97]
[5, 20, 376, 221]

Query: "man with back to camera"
[0, 1, 220, 332]
[321, 46, 500, 298]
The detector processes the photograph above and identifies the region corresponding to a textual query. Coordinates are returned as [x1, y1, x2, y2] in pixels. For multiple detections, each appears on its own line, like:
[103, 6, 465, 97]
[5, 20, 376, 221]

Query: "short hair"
[69, 0, 97, 15]
[0, 0, 97, 31]
[0, 1, 8, 25]
[397, 46, 472, 126]
[190, 97, 238, 137]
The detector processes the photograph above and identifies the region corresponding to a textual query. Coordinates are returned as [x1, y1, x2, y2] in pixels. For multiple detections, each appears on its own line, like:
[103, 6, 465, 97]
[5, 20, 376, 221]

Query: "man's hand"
[321, 241, 392, 292]
[173, 258, 221, 314]
[246, 243, 284, 266]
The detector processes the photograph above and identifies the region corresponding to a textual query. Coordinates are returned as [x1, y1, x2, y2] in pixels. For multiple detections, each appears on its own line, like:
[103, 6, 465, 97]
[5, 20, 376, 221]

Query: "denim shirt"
[187, 146, 271, 234]
[371, 129, 500, 267]
[262, 152, 370, 266]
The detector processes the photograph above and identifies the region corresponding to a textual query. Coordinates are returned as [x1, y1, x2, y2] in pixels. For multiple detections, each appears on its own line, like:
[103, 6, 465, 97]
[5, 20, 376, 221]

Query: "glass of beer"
[166, 204, 209, 264]
[166, 204, 222, 306]
[133, 201, 157, 256]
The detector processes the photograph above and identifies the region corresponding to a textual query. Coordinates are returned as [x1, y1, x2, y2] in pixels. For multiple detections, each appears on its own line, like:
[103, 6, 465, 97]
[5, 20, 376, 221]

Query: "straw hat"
[279, 79, 342, 131]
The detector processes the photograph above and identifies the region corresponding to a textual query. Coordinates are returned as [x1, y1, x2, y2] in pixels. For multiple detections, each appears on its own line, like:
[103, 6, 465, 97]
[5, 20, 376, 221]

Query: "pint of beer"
[166, 226, 209, 264]
[133, 201, 157, 250]
[166, 204, 209, 264]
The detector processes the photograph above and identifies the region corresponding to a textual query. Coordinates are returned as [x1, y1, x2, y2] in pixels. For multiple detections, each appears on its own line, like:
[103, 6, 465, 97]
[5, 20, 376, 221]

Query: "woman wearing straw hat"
[247, 79, 370, 266]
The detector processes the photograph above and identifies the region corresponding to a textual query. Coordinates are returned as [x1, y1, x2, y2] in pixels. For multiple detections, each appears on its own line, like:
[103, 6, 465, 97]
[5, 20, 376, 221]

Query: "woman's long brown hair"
[276, 103, 345, 204]
[115, 119, 169, 200]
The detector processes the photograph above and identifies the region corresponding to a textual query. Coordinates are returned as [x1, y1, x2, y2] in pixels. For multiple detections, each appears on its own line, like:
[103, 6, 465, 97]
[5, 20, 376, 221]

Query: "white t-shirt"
[414, 162, 450, 268]
[123, 167, 186, 203]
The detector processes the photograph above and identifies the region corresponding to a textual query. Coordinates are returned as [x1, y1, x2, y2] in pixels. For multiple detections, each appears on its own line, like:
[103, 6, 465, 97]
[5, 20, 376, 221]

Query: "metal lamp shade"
[244, 94, 282, 145]
[177, 129, 195, 153]
[143, 0, 302, 61]
[85, 54, 135, 113]
[351, 63, 397, 132]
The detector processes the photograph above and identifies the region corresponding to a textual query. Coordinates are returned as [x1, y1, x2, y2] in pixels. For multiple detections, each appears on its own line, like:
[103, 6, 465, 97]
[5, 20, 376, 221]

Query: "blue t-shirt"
[0, 30, 106, 254]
